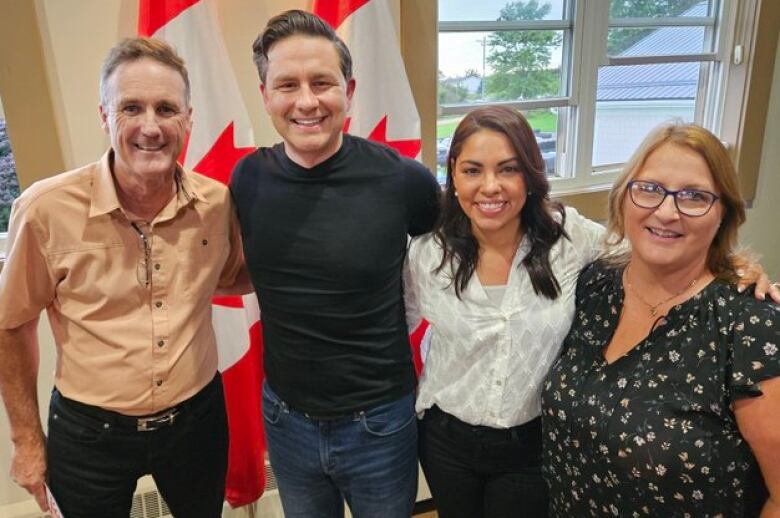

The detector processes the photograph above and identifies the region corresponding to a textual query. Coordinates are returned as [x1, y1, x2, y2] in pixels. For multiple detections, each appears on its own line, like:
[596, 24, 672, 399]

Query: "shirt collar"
[88, 150, 122, 218]
[89, 149, 207, 219]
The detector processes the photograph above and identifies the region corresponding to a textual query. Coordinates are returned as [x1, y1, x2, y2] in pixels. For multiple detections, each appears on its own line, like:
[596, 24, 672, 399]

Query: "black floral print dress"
[542, 260, 780, 517]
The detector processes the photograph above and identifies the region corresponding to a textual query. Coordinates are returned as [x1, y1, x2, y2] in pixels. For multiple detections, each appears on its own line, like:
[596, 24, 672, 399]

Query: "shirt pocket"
[176, 230, 230, 297]
[49, 242, 142, 304]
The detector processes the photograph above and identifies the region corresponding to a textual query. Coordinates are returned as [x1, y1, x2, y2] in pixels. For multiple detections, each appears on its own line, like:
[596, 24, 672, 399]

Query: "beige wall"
[740, 36, 780, 280]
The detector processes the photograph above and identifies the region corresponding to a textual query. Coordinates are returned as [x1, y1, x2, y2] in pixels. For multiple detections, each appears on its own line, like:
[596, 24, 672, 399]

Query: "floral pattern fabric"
[542, 260, 780, 517]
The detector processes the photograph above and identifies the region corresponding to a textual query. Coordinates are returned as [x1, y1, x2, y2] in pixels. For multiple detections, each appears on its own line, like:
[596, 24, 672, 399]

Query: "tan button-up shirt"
[0, 151, 243, 415]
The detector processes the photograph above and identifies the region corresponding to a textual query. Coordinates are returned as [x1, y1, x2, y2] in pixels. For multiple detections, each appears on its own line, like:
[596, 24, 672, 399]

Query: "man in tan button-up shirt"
[0, 38, 245, 518]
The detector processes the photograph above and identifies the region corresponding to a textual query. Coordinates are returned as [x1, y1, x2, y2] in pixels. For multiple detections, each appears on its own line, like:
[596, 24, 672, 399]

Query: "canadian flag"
[312, 0, 430, 373]
[138, 0, 265, 508]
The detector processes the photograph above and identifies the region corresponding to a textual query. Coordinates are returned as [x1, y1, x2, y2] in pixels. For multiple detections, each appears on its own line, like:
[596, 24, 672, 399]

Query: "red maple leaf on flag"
[344, 116, 422, 159]
[367, 116, 422, 158]
[193, 123, 255, 184]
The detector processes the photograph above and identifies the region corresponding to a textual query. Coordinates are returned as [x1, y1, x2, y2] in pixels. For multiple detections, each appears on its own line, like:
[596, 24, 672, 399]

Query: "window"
[437, 0, 731, 192]
[0, 95, 21, 237]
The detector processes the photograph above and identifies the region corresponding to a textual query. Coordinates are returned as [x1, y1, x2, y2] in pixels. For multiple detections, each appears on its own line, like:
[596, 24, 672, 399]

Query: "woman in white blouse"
[405, 106, 605, 517]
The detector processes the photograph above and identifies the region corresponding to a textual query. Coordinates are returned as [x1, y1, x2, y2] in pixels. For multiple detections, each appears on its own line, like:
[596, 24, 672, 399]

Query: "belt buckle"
[137, 408, 179, 432]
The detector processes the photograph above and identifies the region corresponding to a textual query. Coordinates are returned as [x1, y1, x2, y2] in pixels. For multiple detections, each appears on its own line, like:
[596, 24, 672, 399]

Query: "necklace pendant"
[650, 307, 658, 317]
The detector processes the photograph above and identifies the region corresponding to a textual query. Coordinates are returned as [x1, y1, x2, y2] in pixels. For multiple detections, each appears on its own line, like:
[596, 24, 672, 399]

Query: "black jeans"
[419, 406, 548, 518]
[46, 374, 228, 518]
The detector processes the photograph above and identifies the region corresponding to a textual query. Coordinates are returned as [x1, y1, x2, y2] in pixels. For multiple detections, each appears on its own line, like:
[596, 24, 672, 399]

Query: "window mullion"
[569, 0, 609, 186]
[440, 97, 570, 116]
[607, 53, 718, 66]
[608, 16, 716, 29]
[706, 0, 735, 133]
[438, 20, 571, 33]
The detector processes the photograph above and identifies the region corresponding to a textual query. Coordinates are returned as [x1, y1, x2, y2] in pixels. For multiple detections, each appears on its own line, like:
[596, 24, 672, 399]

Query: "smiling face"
[99, 58, 191, 183]
[452, 129, 527, 243]
[624, 142, 723, 275]
[261, 34, 355, 168]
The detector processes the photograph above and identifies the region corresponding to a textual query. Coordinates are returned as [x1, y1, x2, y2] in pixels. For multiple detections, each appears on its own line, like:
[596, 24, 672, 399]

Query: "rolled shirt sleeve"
[0, 195, 56, 329]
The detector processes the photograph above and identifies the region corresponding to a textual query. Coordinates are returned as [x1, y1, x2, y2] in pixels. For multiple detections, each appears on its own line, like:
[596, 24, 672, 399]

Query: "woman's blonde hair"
[606, 123, 746, 281]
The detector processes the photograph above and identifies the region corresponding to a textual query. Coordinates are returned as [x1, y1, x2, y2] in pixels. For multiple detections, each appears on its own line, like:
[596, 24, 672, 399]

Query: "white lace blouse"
[405, 207, 605, 428]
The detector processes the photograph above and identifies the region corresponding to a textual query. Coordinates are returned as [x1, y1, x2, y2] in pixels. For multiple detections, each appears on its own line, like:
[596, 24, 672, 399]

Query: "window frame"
[435, 0, 738, 196]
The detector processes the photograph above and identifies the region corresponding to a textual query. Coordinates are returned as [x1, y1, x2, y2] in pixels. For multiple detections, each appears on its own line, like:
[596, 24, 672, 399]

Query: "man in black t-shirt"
[231, 10, 439, 518]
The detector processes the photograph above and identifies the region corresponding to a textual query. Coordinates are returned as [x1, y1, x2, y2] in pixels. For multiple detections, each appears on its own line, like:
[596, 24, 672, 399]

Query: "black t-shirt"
[230, 135, 440, 414]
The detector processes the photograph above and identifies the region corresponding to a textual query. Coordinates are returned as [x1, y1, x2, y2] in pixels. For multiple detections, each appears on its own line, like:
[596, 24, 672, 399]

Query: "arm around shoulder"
[734, 375, 780, 517]
[562, 205, 608, 267]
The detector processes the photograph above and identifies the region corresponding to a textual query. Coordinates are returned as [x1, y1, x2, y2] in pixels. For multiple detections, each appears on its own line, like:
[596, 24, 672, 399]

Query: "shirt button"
[155, 301, 162, 308]
[154, 263, 161, 270]
[157, 340, 165, 347]
[496, 380, 503, 386]
[156, 380, 163, 386]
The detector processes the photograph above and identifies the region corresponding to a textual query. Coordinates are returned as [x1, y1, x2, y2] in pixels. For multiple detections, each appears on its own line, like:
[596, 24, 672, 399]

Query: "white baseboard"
[0, 499, 44, 518]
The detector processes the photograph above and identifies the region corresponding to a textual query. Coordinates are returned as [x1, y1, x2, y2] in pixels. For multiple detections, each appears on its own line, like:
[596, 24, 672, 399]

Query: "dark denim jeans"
[419, 405, 548, 518]
[46, 375, 228, 518]
[262, 382, 418, 518]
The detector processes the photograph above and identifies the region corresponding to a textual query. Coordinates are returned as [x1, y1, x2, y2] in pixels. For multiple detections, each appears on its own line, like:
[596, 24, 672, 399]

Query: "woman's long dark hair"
[434, 105, 567, 300]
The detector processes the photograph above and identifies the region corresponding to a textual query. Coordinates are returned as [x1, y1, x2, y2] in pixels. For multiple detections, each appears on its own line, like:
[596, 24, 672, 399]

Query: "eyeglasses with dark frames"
[627, 180, 720, 217]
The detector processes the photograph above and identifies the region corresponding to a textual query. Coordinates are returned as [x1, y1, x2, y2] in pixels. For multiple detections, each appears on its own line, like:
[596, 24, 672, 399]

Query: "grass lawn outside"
[437, 109, 558, 139]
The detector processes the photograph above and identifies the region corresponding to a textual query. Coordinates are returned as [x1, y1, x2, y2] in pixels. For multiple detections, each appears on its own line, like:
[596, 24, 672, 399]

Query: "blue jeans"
[262, 382, 418, 518]
[46, 375, 228, 518]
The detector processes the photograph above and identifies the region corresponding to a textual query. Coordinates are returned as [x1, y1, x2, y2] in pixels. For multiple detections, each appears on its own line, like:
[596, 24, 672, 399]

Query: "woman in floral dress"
[542, 123, 780, 517]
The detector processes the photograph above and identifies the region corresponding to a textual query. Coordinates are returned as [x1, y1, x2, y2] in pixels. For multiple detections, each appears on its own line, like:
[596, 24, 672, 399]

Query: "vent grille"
[129, 487, 172, 518]
[265, 458, 278, 491]
[126, 458, 275, 517]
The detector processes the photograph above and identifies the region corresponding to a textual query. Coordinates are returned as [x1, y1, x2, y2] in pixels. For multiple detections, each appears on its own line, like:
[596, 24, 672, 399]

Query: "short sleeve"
[403, 160, 440, 237]
[563, 206, 606, 268]
[0, 197, 55, 329]
[728, 300, 780, 400]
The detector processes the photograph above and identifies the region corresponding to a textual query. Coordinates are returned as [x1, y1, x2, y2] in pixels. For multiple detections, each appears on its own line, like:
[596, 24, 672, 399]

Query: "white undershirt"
[482, 284, 507, 306]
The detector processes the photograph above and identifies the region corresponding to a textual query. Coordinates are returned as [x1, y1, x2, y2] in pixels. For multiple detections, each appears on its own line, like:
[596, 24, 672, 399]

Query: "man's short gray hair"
[99, 37, 190, 107]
